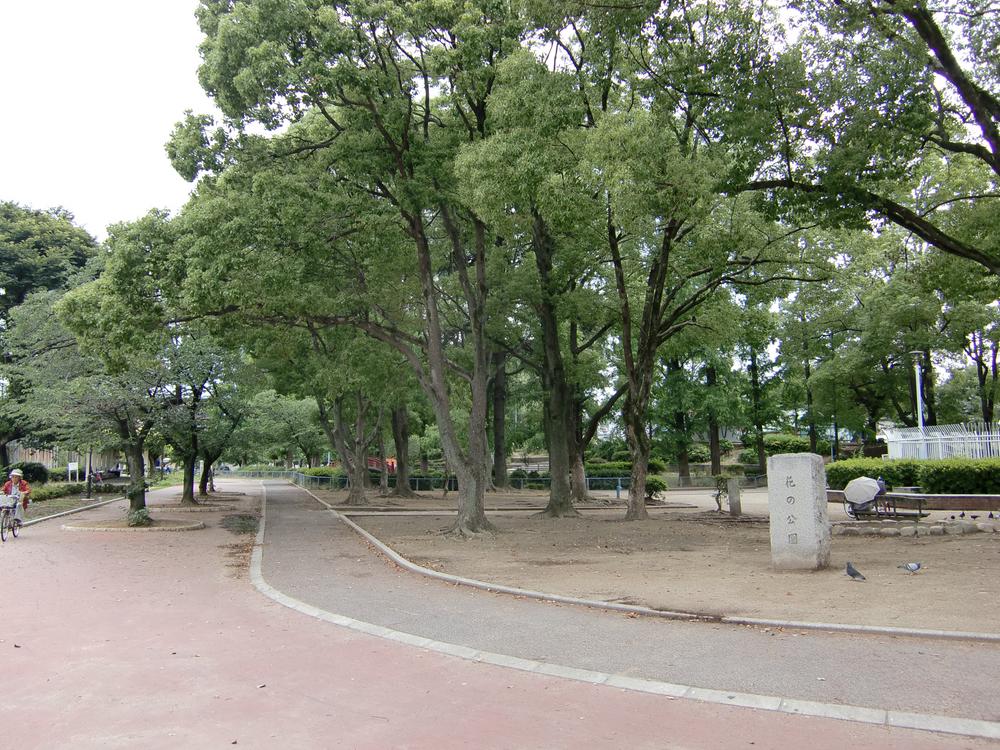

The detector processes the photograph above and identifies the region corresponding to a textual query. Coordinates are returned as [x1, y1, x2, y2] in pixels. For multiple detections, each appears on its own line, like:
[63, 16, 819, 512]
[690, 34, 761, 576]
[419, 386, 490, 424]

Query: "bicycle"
[0, 495, 21, 542]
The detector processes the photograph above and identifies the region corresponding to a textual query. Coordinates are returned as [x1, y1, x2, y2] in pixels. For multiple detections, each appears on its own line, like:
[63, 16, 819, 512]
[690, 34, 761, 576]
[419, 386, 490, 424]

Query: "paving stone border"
[61, 519, 205, 532]
[832, 520, 997, 537]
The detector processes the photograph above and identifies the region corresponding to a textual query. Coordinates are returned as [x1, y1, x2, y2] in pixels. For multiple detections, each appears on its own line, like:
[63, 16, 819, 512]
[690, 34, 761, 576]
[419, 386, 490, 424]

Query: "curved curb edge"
[249, 482, 1000, 741]
[23, 496, 123, 527]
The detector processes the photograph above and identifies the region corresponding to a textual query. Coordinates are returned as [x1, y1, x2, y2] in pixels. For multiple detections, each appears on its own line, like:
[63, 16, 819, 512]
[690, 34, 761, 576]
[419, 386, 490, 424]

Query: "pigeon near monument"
[845, 562, 866, 581]
[898, 562, 923, 574]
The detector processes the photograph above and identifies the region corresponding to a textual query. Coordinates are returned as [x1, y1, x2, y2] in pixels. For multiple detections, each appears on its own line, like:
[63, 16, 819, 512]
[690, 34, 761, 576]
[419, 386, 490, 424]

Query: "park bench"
[826, 489, 929, 521]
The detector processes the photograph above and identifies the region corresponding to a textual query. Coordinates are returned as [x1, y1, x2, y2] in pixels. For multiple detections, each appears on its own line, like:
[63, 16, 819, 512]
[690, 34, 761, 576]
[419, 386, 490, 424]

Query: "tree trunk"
[123, 443, 147, 514]
[180, 453, 198, 504]
[377, 430, 389, 496]
[921, 349, 937, 426]
[805, 360, 818, 452]
[199, 453, 220, 495]
[623, 394, 650, 520]
[389, 406, 418, 498]
[0, 442, 9, 469]
[707, 366, 722, 476]
[491, 351, 509, 489]
[748, 345, 767, 476]
[532, 211, 577, 518]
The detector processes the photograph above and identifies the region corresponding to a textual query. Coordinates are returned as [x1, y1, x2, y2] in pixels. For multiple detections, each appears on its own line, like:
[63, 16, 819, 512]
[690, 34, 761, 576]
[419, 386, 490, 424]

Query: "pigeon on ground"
[950, 515, 956, 520]
[959, 511, 966, 518]
[989, 512, 995, 519]
[845, 562, 866, 581]
[970, 514, 979, 520]
[898, 562, 923, 574]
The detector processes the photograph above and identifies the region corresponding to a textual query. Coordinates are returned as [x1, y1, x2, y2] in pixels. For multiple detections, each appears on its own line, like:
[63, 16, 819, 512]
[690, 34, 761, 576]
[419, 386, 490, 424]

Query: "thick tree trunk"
[491, 352, 509, 489]
[180, 453, 198, 504]
[124, 443, 147, 513]
[389, 406, 418, 498]
[199, 452, 221, 495]
[707, 363, 722, 476]
[921, 350, 938, 426]
[532, 211, 577, 518]
[623, 396, 650, 521]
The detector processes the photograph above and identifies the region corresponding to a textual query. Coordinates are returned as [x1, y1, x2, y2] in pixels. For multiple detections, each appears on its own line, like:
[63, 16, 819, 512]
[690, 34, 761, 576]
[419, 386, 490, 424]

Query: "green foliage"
[917, 459, 1000, 495]
[30, 482, 85, 501]
[127, 508, 152, 527]
[741, 434, 832, 464]
[4, 462, 48, 484]
[584, 462, 633, 477]
[645, 476, 667, 500]
[825, 458, 922, 490]
[647, 457, 667, 473]
[719, 439, 735, 455]
[687, 444, 711, 463]
[301, 466, 346, 477]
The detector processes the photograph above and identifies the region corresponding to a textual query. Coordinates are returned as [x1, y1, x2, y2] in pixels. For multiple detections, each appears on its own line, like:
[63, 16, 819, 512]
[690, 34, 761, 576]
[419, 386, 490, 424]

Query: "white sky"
[0, 1, 218, 240]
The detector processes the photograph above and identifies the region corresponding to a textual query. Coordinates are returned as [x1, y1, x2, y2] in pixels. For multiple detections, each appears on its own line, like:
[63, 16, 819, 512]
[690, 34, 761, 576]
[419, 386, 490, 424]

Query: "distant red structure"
[367, 457, 396, 473]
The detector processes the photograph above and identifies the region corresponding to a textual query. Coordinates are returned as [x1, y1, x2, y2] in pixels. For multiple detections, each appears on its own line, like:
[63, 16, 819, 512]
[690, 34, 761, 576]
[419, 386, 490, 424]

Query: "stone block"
[767, 454, 830, 571]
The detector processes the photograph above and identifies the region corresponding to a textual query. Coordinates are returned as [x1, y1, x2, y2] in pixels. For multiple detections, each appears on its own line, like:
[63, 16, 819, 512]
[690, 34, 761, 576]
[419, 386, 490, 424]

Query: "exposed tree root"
[441, 519, 497, 539]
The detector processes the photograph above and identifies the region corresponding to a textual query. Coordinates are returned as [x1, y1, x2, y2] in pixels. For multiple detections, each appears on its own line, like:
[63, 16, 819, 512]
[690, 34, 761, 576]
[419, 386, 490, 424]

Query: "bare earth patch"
[347, 501, 1000, 634]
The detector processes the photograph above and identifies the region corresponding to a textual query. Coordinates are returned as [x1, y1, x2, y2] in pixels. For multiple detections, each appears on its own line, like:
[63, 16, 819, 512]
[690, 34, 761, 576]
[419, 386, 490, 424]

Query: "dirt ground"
[310, 486, 1000, 634]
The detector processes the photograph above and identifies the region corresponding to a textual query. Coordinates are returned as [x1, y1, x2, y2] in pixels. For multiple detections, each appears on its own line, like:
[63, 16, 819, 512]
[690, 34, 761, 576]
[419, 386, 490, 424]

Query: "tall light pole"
[910, 351, 925, 431]
[910, 351, 926, 459]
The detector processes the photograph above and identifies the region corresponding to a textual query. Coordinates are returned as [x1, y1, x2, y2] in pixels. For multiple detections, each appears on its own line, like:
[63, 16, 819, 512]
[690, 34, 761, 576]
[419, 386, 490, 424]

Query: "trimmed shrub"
[301, 466, 346, 477]
[48, 467, 69, 482]
[4, 462, 49, 484]
[687, 444, 711, 463]
[918, 459, 1000, 495]
[719, 439, 735, 455]
[824, 458, 922, 490]
[647, 457, 667, 474]
[645, 476, 667, 500]
[584, 461, 633, 477]
[611, 450, 632, 462]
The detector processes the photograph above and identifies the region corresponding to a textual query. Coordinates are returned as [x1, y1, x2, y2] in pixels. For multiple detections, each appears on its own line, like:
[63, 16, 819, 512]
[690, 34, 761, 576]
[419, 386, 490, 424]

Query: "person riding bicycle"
[2, 468, 31, 525]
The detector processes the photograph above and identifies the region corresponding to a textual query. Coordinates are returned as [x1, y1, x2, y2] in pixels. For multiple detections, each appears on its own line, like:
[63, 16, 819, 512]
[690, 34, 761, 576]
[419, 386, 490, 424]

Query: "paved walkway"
[2, 479, 996, 748]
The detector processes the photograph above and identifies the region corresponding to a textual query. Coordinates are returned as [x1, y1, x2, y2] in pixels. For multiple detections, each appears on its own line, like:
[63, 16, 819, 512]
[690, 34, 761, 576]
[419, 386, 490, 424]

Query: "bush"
[4, 462, 49, 484]
[719, 439, 735, 455]
[30, 482, 86, 501]
[687, 444, 711, 463]
[647, 457, 667, 474]
[301, 466, 346, 478]
[824, 458, 922, 490]
[48, 466, 69, 482]
[611, 450, 632, 462]
[645, 476, 667, 500]
[127, 508, 151, 527]
[918, 458, 1000, 495]
[739, 449, 760, 465]
[584, 461, 632, 477]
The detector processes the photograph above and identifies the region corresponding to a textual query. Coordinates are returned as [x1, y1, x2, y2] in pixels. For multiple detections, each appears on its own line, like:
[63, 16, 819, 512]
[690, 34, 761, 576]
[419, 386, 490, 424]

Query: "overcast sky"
[0, 1, 218, 240]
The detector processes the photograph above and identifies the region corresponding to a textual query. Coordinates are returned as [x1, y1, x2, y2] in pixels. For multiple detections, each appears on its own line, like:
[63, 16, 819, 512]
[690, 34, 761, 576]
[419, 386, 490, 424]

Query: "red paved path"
[2, 486, 992, 748]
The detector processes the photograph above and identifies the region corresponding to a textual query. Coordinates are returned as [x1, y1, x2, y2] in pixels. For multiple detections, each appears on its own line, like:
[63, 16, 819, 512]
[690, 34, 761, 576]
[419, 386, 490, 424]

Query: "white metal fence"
[884, 423, 1000, 460]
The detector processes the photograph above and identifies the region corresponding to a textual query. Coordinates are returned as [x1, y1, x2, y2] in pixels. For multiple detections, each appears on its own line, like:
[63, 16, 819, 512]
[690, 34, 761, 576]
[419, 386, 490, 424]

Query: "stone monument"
[727, 477, 742, 517]
[767, 453, 830, 570]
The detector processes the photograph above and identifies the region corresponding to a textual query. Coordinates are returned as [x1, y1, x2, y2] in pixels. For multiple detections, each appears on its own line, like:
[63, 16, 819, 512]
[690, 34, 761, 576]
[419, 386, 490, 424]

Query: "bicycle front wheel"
[10, 515, 19, 538]
[0, 511, 8, 542]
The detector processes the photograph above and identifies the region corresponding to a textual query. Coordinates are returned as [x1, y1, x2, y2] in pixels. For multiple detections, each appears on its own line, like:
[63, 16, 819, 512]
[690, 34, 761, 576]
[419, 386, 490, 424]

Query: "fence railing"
[885, 422, 1000, 460]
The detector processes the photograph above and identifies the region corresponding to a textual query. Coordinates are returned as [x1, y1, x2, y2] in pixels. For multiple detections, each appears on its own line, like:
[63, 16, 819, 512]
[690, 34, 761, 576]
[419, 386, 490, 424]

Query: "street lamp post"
[910, 351, 925, 458]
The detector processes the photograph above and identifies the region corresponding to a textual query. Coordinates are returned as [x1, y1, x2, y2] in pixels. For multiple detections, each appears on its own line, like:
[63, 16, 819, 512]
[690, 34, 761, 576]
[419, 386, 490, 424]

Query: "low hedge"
[825, 457, 1000, 493]
[825, 458, 922, 490]
[918, 459, 1000, 495]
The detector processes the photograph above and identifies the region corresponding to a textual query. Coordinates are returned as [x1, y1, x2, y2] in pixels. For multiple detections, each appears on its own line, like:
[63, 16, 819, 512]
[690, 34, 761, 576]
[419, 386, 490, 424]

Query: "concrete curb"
[249, 482, 1000, 741]
[61, 519, 206, 532]
[313, 487, 1000, 644]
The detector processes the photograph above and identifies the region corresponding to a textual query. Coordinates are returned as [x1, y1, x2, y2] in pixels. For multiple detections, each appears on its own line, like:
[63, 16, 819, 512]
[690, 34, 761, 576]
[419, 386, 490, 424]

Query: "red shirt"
[3, 479, 30, 496]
